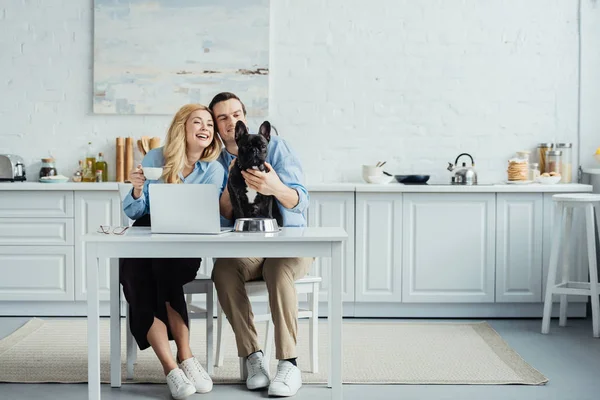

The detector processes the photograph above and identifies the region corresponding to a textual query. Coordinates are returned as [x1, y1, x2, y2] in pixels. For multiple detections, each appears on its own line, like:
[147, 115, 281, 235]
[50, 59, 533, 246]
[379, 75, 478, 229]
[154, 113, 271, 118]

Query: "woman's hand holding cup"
[130, 164, 145, 199]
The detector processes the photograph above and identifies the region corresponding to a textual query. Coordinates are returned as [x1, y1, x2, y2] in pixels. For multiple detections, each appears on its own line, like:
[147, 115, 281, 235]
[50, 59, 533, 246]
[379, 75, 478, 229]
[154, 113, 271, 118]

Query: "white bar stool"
[541, 193, 600, 337]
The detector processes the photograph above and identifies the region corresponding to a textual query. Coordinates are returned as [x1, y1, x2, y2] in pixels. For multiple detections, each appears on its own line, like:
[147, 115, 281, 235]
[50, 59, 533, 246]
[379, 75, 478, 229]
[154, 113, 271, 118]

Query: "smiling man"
[208, 92, 311, 397]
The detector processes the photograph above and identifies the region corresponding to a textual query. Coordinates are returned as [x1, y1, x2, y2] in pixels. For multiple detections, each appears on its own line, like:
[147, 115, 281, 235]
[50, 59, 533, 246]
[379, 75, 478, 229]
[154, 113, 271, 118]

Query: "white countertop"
[0, 181, 593, 193]
[0, 182, 120, 191]
[352, 182, 593, 193]
[307, 182, 592, 193]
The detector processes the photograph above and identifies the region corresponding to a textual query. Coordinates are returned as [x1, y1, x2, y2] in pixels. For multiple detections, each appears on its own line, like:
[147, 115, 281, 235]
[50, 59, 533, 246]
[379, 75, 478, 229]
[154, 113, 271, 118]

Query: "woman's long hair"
[161, 104, 222, 184]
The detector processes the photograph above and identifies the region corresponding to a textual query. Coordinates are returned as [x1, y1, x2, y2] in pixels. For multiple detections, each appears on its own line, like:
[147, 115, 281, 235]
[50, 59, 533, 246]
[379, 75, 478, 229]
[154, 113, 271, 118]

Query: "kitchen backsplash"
[2, 0, 596, 184]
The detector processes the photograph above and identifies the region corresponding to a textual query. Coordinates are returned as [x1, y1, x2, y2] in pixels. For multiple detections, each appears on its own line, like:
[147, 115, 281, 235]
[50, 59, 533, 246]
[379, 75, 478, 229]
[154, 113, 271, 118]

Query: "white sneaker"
[246, 351, 270, 390]
[268, 360, 302, 397]
[179, 356, 213, 393]
[166, 368, 196, 400]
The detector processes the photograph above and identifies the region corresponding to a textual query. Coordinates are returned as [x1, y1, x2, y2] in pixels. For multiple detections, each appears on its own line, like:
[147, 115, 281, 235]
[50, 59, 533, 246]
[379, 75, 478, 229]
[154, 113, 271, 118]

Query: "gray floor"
[0, 317, 599, 400]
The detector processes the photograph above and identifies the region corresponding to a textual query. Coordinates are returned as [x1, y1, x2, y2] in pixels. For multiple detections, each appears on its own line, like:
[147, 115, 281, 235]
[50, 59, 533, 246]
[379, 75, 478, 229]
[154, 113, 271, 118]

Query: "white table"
[83, 226, 347, 400]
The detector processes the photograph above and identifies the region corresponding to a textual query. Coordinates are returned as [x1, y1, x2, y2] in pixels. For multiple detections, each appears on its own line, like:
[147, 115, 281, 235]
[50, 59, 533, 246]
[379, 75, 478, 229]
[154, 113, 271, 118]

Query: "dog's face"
[235, 120, 271, 172]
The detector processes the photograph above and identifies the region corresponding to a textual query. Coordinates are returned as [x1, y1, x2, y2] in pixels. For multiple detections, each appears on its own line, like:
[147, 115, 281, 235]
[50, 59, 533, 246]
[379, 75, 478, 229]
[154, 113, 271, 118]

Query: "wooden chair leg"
[264, 319, 274, 363]
[559, 207, 574, 327]
[216, 301, 225, 367]
[239, 356, 248, 381]
[542, 203, 564, 334]
[126, 306, 136, 380]
[585, 204, 600, 338]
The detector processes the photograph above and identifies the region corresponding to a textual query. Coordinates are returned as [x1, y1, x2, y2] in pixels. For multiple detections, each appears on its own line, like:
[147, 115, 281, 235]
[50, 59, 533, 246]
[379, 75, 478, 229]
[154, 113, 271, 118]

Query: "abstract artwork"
[93, 0, 269, 116]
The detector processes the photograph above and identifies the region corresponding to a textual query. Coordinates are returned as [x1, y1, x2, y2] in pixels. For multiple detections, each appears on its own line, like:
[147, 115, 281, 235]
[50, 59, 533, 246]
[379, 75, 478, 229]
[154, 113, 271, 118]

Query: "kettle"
[447, 153, 477, 185]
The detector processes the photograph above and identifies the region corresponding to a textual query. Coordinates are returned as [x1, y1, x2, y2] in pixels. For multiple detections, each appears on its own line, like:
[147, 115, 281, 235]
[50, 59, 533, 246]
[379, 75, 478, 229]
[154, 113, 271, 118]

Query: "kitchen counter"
[0, 181, 592, 193]
[307, 182, 592, 193]
[0, 182, 120, 191]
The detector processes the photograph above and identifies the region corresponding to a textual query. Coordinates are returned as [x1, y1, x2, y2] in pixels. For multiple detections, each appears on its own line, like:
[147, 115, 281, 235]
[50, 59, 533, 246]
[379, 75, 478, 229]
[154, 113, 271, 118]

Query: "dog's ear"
[258, 121, 271, 142]
[234, 120, 248, 143]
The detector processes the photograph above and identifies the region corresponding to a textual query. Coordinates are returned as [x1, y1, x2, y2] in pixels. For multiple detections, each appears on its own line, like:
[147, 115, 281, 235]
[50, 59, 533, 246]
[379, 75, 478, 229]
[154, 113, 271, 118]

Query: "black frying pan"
[393, 174, 430, 184]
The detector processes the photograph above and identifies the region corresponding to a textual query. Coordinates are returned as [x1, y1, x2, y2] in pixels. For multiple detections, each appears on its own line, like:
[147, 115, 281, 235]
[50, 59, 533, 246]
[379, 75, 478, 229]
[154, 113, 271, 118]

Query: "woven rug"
[0, 318, 547, 385]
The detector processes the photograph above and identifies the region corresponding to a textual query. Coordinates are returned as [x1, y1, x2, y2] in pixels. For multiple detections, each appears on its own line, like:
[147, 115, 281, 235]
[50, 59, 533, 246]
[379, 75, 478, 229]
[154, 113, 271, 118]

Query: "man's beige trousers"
[212, 257, 313, 360]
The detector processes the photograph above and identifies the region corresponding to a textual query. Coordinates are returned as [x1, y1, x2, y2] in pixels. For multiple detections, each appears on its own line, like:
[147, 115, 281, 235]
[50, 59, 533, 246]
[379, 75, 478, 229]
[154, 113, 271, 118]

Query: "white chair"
[125, 274, 215, 379]
[215, 275, 322, 378]
[542, 193, 600, 338]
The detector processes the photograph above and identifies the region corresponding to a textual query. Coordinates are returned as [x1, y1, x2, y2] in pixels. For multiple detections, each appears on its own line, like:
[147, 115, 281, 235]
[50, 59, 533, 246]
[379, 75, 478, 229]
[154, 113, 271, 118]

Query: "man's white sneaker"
[268, 360, 302, 397]
[246, 351, 270, 390]
[179, 356, 213, 393]
[166, 368, 196, 400]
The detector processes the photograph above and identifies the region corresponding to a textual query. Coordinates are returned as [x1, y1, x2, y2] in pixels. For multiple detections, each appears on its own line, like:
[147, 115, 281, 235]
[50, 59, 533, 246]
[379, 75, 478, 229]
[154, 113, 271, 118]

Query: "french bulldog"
[227, 120, 283, 226]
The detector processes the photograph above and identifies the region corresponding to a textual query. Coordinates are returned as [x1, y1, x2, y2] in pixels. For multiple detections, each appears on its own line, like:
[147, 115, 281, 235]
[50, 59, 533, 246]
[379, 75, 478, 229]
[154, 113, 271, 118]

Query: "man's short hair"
[209, 92, 247, 116]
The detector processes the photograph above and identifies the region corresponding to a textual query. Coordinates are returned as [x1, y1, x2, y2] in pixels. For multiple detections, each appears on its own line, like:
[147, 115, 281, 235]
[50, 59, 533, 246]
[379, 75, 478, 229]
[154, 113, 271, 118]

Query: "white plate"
[39, 177, 69, 183]
[505, 180, 533, 185]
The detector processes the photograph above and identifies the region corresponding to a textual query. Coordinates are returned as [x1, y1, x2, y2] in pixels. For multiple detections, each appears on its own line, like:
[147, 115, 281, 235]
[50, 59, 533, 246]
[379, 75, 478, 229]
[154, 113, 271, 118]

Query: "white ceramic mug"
[142, 167, 163, 180]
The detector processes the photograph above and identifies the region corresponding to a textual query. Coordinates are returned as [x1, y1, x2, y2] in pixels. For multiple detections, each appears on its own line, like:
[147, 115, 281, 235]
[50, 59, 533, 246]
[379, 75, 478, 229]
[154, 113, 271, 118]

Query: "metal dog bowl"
[233, 218, 280, 233]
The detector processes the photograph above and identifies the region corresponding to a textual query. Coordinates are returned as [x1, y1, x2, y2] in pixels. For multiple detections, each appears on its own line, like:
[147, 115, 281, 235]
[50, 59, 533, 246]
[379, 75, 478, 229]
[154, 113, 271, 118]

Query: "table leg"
[87, 243, 101, 400]
[110, 259, 122, 387]
[330, 242, 343, 399]
[206, 283, 214, 375]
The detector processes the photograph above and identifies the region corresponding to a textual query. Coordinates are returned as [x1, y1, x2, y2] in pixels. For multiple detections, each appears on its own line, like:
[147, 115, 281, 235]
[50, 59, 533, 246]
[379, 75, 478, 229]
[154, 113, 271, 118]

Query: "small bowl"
[233, 218, 280, 233]
[142, 167, 163, 180]
[367, 175, 395, 184]
[536, 175, 562, 184]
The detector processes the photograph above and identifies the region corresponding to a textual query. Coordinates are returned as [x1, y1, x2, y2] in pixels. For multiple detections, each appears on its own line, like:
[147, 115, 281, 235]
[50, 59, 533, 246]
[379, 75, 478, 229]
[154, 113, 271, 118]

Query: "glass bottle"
[537, 143, 554, 173]
[545, 150, 562, 176]
[529, 162, 540, 181]
[39, 158, 57, 178]
[95, 152, 108, 182]
[82, 160, 95, 182]
[72, 160, 83, 182]
[95, 169, 103, 183]
[85, 142, 96, 175]
[555, 143, 572, 183]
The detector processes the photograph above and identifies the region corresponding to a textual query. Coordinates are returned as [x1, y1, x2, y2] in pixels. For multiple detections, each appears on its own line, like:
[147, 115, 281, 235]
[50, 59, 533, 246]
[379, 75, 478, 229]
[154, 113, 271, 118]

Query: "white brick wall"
[0, 0, 594, 184]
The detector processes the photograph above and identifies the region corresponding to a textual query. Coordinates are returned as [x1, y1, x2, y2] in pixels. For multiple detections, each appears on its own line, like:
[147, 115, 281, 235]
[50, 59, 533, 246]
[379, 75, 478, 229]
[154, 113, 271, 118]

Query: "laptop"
[148, 184, 233, 234]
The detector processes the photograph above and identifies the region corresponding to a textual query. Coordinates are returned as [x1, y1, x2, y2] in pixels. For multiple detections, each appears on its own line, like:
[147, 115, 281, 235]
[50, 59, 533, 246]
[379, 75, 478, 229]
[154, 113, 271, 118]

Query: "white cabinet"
[0, 246, 74, 301]
[74, 191, 121, 301]
[495, 194, 543, 302]
[402, 193, 496, 303]
[542, 193, 588, 303]
[307, 192, 355, 302]
[355, 193, 403, 302]
[0, 191, 73, 218]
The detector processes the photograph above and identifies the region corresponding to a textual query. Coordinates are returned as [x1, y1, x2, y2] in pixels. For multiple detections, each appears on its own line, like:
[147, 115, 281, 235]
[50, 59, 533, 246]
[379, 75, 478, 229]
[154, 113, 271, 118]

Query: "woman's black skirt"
[119, 214, 201, 350]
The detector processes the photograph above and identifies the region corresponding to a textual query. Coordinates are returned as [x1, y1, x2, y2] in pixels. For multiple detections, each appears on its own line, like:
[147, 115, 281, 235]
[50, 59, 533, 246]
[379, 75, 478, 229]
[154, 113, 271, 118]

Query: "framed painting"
[93, 0, 269, 116]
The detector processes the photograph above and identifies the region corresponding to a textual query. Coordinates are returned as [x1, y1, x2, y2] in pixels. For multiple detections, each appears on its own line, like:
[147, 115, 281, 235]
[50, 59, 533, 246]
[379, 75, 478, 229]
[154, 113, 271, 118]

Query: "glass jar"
[545, 150, 562, 176]
[39, 158, 57, 178]
[516, 150, 530, 163]
[537, 143, 554, 173]
[529, 162, 540, 181]
[555, 143, 572, 183]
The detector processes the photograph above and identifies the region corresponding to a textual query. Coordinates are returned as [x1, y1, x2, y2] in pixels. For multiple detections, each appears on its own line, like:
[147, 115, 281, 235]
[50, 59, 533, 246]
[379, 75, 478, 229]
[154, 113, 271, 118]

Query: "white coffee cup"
[362, 165, 383, 183]
[142, 167, 163, 180]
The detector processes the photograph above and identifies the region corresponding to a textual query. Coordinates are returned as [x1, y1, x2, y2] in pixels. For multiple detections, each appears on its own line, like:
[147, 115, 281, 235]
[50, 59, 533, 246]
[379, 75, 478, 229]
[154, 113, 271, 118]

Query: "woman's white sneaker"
[179, 356, 213, 393]
[268, 360, 302, 397]
[166, 368, 196, 400]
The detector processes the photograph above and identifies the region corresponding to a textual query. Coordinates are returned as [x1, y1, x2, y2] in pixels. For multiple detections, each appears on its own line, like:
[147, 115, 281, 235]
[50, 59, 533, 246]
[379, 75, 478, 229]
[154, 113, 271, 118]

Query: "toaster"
[0, 154, 26, 182]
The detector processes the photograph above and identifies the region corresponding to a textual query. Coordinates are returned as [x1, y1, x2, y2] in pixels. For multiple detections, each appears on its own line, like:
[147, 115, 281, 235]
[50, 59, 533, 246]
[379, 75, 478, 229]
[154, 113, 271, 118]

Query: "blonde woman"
[121, 104, 224, 399]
